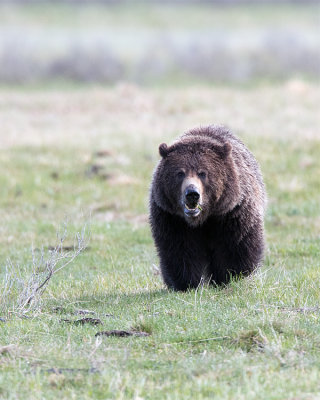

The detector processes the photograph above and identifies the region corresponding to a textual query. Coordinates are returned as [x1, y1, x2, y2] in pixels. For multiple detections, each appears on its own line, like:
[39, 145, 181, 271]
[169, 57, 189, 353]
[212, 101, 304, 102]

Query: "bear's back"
[182, 125, 248, 154]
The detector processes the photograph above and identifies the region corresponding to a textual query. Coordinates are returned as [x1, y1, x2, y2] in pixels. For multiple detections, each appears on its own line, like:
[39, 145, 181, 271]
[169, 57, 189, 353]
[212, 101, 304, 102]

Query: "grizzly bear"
[149, 125, 266, 291]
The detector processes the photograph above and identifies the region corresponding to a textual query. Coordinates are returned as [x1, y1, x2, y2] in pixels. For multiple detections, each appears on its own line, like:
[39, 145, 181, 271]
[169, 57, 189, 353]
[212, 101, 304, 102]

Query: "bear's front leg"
[207, 217, 264, 285]
[150, 200, 205, 291]
[160, 252, 204, 291]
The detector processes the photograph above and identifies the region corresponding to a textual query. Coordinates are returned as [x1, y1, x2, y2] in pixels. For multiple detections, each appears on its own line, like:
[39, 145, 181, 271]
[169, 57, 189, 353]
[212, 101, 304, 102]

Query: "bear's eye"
[177, 171, 185, 179]
[198, 171, 206, 179]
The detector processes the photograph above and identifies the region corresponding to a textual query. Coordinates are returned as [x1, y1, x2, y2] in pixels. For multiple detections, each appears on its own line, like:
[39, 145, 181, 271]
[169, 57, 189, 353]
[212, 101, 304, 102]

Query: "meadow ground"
[0, 81, 320, 399]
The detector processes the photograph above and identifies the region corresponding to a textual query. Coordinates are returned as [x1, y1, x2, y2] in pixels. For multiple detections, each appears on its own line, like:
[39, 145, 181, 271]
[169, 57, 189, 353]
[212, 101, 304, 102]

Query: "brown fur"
[149, 125, 266, 291]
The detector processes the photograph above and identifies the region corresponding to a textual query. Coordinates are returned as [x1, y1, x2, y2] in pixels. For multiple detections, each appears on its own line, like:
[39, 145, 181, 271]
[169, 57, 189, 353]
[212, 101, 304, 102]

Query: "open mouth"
[184, 203, 202, 217]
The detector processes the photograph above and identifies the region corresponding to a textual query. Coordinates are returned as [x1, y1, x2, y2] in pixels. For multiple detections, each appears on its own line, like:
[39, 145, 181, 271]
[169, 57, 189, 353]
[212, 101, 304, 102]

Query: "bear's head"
[153, 137, 241, 227]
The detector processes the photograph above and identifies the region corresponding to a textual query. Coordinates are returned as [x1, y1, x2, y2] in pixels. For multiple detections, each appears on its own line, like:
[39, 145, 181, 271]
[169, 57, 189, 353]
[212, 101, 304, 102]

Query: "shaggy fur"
[149, 125, 266, 291]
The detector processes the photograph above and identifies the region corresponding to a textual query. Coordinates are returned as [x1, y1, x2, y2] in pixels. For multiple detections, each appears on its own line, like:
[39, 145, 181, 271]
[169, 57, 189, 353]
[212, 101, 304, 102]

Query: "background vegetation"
[0, 2, 319, 85]
[0, 2, 319, 399]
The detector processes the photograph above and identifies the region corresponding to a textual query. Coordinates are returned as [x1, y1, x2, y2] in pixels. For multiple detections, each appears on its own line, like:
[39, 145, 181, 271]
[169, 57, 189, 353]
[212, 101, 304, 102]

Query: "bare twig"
[0, 219, 90, 319]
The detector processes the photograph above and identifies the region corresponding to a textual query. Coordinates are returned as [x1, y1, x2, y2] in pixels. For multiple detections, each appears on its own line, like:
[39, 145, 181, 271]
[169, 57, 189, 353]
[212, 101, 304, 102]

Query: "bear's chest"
[201, 218, 226, 250]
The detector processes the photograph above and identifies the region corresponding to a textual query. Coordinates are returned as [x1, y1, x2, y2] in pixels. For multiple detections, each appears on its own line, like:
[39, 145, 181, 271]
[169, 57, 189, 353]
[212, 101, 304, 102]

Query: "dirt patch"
[85, 163, 139, 185]
[95, 330, 150, 338]
[0, 345, 16, 355]
[232, 330, 267, 352]
[94, 150, 113, 158]
[60, 318, 102, 326]
[45, 367, 99, 375]
[73, 309, 96, 316]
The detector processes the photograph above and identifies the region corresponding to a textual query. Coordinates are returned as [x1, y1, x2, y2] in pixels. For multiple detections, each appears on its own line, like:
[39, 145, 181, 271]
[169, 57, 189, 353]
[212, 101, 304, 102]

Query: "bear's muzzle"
[183, 184, 202, 218]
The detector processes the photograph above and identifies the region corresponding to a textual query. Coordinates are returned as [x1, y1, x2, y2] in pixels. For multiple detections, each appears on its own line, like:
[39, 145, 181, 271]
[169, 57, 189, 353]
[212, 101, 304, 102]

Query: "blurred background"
[0, 0, 319, 87]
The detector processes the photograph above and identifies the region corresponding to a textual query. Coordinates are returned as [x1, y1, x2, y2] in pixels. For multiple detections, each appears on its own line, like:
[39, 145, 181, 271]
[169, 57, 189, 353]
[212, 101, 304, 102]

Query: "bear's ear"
[159, 143, 169, 158]
[215, 142, 232, 159]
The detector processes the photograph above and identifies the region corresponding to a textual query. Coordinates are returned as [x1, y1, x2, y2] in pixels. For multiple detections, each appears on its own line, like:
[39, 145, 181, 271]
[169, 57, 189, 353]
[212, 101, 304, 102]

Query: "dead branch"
[0, 219, 90, 319]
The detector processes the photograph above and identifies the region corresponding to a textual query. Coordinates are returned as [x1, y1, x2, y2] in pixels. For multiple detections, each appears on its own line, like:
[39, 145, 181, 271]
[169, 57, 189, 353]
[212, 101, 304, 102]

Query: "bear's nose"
[185, 186, 200, 206]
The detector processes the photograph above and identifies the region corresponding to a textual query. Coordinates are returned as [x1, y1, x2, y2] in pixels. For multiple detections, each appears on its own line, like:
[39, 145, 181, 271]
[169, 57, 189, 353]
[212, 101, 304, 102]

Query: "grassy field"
[0, 81, 320, 399]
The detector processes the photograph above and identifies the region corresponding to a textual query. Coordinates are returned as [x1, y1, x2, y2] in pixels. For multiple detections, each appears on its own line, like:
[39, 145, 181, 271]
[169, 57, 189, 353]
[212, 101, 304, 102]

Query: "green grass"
[0, 82, 320, 399]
